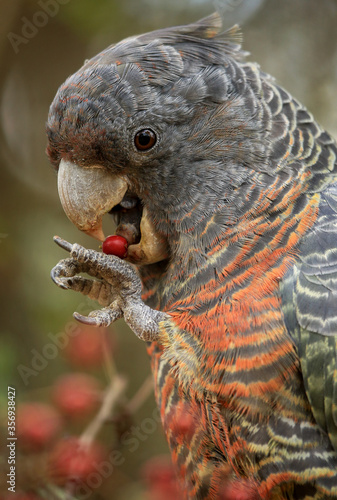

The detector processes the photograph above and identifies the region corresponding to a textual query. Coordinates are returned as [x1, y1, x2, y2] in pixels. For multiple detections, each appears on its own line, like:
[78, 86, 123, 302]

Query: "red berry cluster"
[8, 326, 114, 497]
[52, 373, 101, 419]
[142, 455, 182, 500]
[49, 437, 106, 486]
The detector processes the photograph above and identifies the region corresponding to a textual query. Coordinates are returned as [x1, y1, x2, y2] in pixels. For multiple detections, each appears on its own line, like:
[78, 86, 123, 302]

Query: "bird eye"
[134, 129, 157, 151]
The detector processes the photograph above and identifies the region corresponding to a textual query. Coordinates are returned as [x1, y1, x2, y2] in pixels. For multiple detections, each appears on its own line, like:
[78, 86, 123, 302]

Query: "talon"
[74, 306, 122, 327]
[53, 235, 73, 252]
[57, 280, 69, 290]
[50, 268, 69, 289]
[73, 312, 98, 325]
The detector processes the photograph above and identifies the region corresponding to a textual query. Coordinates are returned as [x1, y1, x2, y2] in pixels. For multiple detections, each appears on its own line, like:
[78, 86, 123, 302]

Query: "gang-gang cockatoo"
[47, 14, 337, 499]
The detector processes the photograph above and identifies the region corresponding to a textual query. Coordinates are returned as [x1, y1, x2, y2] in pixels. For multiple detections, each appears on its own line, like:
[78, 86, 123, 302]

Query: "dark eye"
[134, 129, 157, 151]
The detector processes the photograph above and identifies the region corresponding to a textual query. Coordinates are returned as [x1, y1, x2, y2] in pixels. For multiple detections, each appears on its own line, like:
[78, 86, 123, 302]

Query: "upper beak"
[57, 159, 169, 265]
[57, 159, 128, 241]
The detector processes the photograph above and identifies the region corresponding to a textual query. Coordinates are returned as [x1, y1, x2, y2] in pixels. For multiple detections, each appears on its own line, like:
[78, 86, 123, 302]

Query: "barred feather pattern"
[142, 62, 337, 499]
[46, 13, 337, 499]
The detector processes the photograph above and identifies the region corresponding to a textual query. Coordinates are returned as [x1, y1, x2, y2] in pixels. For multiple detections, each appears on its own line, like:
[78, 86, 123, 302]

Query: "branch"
[79, 374, 127, 448]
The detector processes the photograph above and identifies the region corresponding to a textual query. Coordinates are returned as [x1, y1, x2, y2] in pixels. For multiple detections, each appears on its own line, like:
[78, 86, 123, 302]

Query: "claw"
[53, 235, 73, 252]
[50, 268, 69, 289]
[73, 312, 98, 325]
[73, 306, 122, 327]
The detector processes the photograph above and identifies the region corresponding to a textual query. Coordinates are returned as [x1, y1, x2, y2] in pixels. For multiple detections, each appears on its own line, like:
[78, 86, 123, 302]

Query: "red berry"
[219, 479, 260, 500]
[142, 456, 175, 486]
[17, 403, 62, 451]
[102, 235, 128, 258]
[142, 455, 181, 500]
[171, 403, 195, 439]
[64, 326, 113, 368]
[52, 373, 101, 419]
[48, 437, 105, 484]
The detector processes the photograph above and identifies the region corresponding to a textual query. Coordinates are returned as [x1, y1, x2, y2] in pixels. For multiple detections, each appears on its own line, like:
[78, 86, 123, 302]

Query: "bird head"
[46, 14, 269, 266]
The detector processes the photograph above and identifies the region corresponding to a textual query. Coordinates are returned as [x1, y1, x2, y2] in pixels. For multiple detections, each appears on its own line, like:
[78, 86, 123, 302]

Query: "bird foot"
[51, 236, 166, 341]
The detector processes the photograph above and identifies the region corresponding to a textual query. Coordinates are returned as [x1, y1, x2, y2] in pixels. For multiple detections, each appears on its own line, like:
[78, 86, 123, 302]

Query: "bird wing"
[281, 184, 337, 450]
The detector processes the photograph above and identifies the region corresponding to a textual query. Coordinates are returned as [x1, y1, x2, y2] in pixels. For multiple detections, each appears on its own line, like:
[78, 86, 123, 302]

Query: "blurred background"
[1, 0, 337, 498]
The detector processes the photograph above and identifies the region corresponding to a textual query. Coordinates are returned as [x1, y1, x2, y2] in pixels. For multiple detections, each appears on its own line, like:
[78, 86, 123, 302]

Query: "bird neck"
[140, 189, 320, 314]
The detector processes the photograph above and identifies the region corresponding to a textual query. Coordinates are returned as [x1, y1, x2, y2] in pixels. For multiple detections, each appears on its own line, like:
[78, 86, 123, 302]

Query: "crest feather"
[136, 13, 245, 60]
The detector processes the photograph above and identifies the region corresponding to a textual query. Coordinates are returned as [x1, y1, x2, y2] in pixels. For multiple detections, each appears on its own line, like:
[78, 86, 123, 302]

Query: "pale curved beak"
[57, 160, 128, 241]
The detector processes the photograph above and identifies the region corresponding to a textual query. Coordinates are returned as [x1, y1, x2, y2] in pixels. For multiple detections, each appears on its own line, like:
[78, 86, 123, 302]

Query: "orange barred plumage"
[139, 22, 337, 498]
[47, 13, 337, 500]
